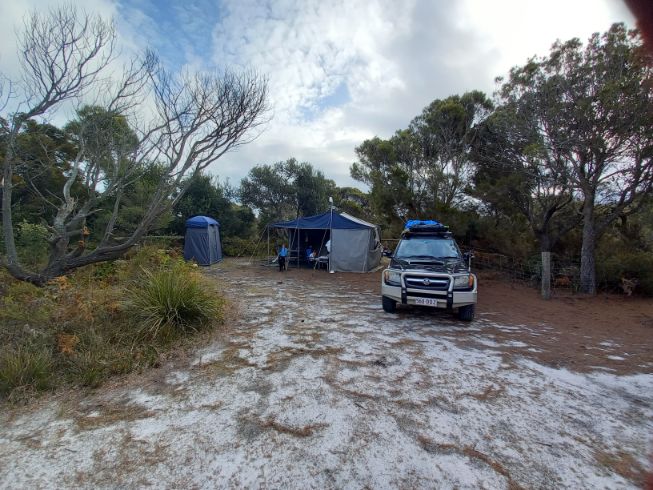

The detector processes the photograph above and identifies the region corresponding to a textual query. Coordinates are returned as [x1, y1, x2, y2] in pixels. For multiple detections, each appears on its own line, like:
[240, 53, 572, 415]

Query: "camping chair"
[315, 255, 329, 270]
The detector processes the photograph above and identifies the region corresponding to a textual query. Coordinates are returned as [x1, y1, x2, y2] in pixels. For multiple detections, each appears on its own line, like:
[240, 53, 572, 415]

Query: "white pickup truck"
[380, 222, 477, 321]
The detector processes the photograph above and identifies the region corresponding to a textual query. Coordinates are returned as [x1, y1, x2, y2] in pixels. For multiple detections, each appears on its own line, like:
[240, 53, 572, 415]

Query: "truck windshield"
[394, 238, 461, 260]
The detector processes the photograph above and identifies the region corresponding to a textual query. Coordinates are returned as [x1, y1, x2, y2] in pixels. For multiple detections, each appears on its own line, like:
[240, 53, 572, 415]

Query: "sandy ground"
[1, 259, 652, 489]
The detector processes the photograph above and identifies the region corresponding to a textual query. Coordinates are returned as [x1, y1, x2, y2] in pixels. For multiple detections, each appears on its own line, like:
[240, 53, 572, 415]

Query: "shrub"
[128, 263, 223, 341]
[597, 250, 653, 296]
[0, 346, 53, 397]
[15, 221, 50, 269]
[0, 278, 52, 324]
[222, 236, 265, 257]
[0, 246, 224, 403]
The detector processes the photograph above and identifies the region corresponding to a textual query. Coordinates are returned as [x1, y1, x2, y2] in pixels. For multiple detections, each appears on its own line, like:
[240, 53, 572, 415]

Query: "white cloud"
[207, 0, 634, 187]
[0, 0, 635, 187]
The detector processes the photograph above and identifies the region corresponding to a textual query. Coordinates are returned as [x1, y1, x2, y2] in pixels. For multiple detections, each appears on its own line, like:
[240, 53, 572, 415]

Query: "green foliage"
[351, 91, 492, 227]
[168, 174, 255, 238]
[127, 262, 223, 341]
[4, 120, 81, 225]
[333, 186, 374, 223]
[0, 274, 52, 324]
[65, 106, 138, 181]
[0, 347, 53, 397]
[15, 221, 50, 268]
[240, 158, 336, 225]
[597, 251, 653, 296]
[492, 23, 653, 293]
[222, 236, 266, 257]
[0, 246, 224, 402]
[89, 164, 173, 244]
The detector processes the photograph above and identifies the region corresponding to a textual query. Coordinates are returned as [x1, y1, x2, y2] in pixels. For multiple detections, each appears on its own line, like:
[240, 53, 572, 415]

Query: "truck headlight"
[383, 270, 402, 285]
[453, 274, 474, 290]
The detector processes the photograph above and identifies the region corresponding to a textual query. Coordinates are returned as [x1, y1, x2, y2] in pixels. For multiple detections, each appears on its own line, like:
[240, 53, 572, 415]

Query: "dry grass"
[264, 346, 343, 372]
[417, 435, 522, 489]
[241, 414, 328, 438]
[594, 449, 645, 485]
[466, 384, 506, 401]
[73, 430, 169, 487]
[199, 343, 256, 376]
[74, 400, 156, 431]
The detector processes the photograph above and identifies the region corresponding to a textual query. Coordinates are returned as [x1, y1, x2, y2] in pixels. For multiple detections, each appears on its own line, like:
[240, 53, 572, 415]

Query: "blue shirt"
[279, 246, 288, 257]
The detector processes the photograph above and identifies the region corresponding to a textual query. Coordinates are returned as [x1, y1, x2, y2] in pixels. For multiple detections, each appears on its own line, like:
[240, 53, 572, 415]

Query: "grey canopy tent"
[183, 216, 222, 265]
[270, 210, 382, 272]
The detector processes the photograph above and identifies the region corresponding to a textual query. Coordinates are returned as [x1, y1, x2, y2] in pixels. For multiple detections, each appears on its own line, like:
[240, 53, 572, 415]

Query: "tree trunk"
[538, 233, 552, 300]
[579, 197, 597, 295]
[541, 251, 552, 300]
[1, 140, 19, 266]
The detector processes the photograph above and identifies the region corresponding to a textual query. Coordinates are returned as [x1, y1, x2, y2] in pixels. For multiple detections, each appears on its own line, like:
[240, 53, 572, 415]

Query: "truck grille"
[404, 276, 449, 291]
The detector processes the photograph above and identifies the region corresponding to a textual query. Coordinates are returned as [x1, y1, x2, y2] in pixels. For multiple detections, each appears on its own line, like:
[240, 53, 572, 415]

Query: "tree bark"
[1, 135, 19, 266]
[541, 250, 552, 300]
[579, 197, 597, 295]
[538, 233, 552, 300]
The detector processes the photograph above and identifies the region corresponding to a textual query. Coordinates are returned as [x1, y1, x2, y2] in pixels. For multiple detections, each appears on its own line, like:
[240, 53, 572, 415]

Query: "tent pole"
[329, 201, 334, 273]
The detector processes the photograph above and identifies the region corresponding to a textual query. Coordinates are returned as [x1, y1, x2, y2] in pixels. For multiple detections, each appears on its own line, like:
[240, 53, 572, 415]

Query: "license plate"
[415, 297, 439, 307]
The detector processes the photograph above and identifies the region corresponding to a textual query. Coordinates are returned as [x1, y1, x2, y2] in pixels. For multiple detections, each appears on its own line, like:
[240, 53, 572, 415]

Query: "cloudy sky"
[0, 0, 634, 187]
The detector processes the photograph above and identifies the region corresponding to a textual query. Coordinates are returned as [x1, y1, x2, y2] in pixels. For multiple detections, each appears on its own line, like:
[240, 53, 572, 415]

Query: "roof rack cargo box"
[403, 219, 449, 234]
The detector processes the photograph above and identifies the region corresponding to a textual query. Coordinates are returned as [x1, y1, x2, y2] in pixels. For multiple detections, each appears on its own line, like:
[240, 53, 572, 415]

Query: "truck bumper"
[381, 279, 477, 309]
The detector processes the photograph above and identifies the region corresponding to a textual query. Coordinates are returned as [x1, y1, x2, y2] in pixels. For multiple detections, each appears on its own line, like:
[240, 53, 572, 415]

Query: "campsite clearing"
[1, 259, 652, 488]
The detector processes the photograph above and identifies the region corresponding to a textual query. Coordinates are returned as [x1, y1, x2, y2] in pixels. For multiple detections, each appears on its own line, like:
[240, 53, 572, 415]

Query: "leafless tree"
[1, 6, 269, 285]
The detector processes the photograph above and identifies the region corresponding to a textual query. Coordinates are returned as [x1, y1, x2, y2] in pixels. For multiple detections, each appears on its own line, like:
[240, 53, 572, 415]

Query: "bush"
[0, 246, 224, 402]
[222, 236, 265, 257]
[597, 250, 653, 296]
[0, 276, 52, 324]
[128, 263, 222, 341]
[16, 221, 50, 269]
[0, 346, 53, 397]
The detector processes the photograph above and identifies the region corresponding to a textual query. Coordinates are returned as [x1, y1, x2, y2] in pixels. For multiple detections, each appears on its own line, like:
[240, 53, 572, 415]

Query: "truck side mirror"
[463, 251, 474, 269]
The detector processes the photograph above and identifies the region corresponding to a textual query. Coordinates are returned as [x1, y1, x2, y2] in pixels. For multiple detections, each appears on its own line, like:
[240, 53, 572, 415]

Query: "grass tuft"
[128, 264, 223, 341]
[0, 346, 53, 397]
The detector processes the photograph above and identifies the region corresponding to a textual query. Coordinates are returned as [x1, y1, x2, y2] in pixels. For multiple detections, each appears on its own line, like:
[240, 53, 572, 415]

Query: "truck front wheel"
[382, 296, 397, 313]
[458, 304, 475, 322]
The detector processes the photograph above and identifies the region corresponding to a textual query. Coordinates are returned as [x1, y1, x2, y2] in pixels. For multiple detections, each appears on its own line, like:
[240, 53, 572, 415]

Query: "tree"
[471, 105, 580, 299]
[333, 186, 374, 223]
[496, 23, 653, 294]
[240, 158, 335, 224]
[351, 135, 415, 228]
[411, 91, 493, 208]
[351, 91, 492, 231]
[1, 120, 80, 225]
[0, 6, 268, 284]
[169, 174, 254, 238]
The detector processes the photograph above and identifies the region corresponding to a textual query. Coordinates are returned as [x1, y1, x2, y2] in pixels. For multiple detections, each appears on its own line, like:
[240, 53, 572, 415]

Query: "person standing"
[278, 243, 288, 272]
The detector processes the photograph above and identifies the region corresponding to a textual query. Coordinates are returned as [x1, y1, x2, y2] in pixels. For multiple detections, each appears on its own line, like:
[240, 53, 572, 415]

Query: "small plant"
[0, 279, 52, 324]
[128, 263, 222, 341]
[15, 221, 50, 269]
[0, 346, 53, 397]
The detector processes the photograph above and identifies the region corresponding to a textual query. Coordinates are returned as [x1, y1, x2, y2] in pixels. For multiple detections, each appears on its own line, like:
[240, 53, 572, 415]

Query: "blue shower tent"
[183, 215, 222, 265]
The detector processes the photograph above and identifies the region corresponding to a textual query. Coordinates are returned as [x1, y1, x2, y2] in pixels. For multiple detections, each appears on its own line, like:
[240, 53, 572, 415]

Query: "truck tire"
[458, 304, 475, 322]
[382, 296, 397, 313]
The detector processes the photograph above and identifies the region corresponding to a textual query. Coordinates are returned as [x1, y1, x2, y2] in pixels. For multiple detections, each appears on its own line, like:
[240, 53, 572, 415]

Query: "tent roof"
[271, 210, 376, 230]
[185, 215, 220, 228]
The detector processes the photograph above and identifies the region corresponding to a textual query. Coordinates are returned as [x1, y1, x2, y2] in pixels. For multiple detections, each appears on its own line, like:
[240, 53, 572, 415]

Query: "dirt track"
[1, 259, 652, 488]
